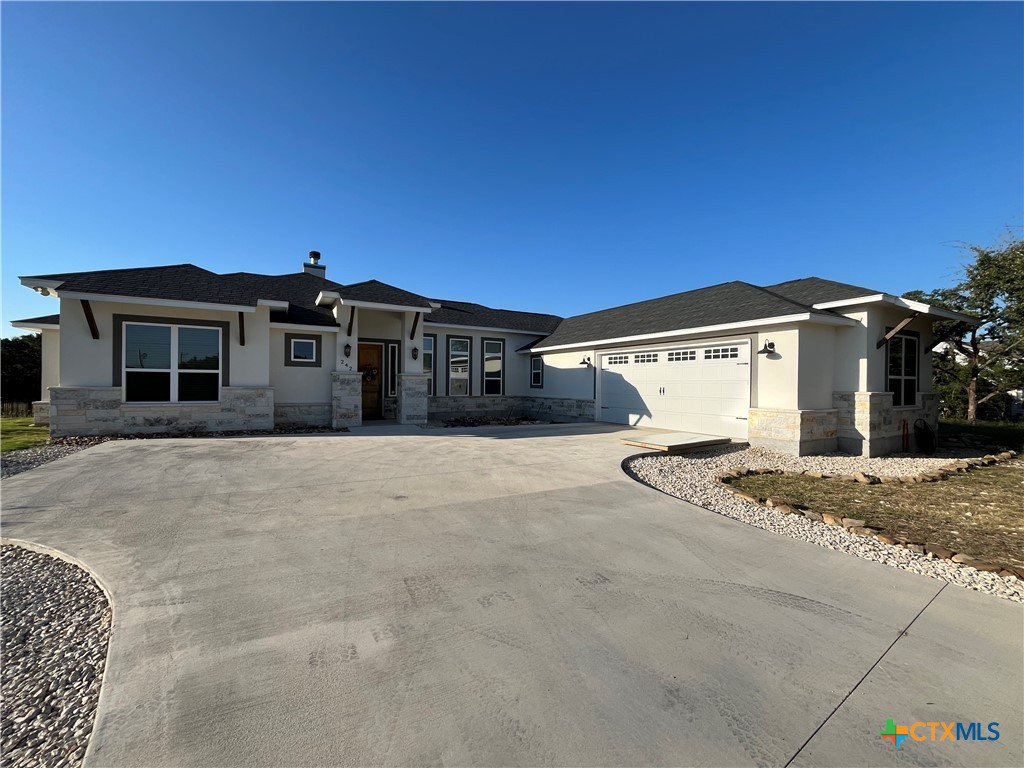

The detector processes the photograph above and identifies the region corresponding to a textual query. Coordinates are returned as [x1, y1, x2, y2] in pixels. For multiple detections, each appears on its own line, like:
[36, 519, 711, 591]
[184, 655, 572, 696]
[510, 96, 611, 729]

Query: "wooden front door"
[358, 344, 383, 419]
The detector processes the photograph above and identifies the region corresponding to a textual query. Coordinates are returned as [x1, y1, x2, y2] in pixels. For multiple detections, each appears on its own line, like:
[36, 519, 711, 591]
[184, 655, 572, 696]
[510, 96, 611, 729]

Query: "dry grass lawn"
[732, 462, 1024, 570]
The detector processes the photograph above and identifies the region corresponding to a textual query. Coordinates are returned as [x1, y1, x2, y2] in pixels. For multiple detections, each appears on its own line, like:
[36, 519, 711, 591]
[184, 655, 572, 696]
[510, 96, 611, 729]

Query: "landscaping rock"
[1, 545, 111, 768]
[841, 518, 866, 529]
[853, 471, 880, 485]
[821, 513, 844, 527]
[625, 445, 1024, 602]
[801, 510, 823, 522]
[925, 543, 954, 560]
[849, 526, 876, 537]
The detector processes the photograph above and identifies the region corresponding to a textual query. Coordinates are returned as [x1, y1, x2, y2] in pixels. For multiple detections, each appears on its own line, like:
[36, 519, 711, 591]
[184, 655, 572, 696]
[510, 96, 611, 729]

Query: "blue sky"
[3, 2, 1022, 333]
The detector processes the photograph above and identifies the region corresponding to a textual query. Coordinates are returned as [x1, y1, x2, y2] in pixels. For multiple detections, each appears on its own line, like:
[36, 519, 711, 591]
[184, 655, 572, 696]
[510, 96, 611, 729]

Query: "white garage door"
[599, 342, 751, 439]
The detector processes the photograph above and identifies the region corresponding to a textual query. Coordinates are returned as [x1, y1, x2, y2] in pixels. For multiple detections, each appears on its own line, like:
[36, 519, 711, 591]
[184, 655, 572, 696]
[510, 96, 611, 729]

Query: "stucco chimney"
[303, 250, 326, 278]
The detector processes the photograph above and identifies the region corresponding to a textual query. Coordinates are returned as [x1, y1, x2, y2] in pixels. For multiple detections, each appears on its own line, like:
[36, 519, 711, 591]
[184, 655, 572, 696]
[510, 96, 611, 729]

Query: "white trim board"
[58, 291, 257, 314]
[531, 312, 856, 353]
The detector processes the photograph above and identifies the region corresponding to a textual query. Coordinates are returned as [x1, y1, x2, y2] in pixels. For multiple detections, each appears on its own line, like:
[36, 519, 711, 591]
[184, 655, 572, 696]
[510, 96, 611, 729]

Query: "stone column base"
[331, 372, 363, 428]
[32, 401, 50, 427]
[398, 374, 429, 425]
[834, 391, 938, 456]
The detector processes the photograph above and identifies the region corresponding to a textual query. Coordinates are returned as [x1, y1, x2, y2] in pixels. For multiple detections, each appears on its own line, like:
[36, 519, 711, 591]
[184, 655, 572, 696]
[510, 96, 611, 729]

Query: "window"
[284, 334, 322, 367]
[634, 353, 659, 364]
[291, 339, 315, 362]
[530, 355, 544, 388]
[482, 339, 504, 395]
[887, 332, 919, 407]
[668, 350, 696, 362]
[448, 337, 471, 396]
[704, 346, 739, 360]
[387, 343, 399, 397]
[423, 335, 436, 396]
[124, 323, 220, 402]
[606, 355, 629, 366]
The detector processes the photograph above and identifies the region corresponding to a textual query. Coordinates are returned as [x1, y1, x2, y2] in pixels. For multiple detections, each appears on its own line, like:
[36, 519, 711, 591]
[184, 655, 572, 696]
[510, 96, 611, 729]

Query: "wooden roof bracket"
[410, 312, 420, 341]
[81, 299, 99, 340]
[875, 312, 920, 349]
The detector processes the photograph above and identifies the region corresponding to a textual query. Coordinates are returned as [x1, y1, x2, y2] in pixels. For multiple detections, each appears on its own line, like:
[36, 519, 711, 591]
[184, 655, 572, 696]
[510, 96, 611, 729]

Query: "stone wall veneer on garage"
[747, 408, 838, 456]
[48, 386, 274, 436]
[834, 391, 938, 456]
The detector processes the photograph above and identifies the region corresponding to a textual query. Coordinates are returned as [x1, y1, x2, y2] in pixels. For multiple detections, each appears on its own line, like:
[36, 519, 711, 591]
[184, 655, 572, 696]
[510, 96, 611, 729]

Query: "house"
[12, 252, 975, 456]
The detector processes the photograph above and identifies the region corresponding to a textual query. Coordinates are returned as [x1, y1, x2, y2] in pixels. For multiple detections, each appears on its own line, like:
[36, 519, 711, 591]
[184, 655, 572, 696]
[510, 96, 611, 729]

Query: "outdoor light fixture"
[412, 347, 419, 360]
[578, 356, 592, 366]
[344, 343, 352, 358]
[758, 341, 776, 355]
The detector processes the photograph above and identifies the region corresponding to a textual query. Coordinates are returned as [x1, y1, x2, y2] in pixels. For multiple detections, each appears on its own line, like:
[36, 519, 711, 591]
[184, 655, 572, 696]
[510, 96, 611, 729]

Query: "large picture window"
[423, 335, 436, 396]
[482, 339, 504, 396]
[448, 337, 471, 396]
[886, 331, 919, 407]
[124, 323, 221, 402]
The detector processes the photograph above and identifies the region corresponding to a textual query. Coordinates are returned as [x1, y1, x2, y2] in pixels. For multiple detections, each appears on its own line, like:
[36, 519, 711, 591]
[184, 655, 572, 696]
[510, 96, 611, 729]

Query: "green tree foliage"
[907, 233, 1024, 421]
[1, 333, 43, 405]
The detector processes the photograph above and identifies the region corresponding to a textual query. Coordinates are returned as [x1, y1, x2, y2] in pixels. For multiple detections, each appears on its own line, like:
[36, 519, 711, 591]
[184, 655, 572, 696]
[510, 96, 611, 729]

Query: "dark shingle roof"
[11, 314, 60, 327]
[762, 277, 883, 306]
[20, 265, 432, 329]
[340, 280, 433, 309]
[24, 264, 259, 306]
[427, 299, 562, 334]
[533, 281, 830, 349]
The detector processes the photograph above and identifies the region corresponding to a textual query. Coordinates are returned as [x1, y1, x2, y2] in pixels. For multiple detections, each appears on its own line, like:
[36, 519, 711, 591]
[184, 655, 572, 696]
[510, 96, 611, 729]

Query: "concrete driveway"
[2, 424, 1021, 767]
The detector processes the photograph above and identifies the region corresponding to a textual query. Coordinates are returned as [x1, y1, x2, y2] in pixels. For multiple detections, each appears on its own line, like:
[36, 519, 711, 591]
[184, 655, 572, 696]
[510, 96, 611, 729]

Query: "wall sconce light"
[344, 343, 352, 358]
[757, 341, 776, 355]
[578, 356, 592, 366]
[412, 347, 419, 361]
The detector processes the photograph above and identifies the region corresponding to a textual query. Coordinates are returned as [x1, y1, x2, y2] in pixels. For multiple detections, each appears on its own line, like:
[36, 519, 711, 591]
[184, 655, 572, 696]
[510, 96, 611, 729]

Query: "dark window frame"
[481, 337, 505, 396]
[284, 333, 323, 367]
[530, 354, 544, 389]
[885, 328, 920, 407]
[387, 342, 399, 397]
[423, 333, 437, 397]
[446, 335, 473, 396]
[113, 313, 230, 390]
[120, 321, 222, 403]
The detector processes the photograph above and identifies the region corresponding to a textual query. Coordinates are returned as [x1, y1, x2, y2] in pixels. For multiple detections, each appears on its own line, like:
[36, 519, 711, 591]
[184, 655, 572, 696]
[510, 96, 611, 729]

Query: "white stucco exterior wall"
[269, 328, 333, 403]
[796, 325, 837, 410]
[57, 298, 271, 387]
[750, 328, 799, 410]
[41, 329, 60, 400]
[524, 349, 595, 400]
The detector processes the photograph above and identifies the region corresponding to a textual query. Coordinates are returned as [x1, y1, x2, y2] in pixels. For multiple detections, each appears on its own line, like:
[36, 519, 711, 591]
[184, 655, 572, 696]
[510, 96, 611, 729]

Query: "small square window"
[291, 339, 316, 362]
[285, 335, 321, 367]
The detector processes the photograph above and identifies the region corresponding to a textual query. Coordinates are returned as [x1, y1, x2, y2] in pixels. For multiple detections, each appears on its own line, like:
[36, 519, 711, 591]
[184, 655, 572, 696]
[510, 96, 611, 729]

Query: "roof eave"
[338, 298, 433, 313]
[530, 312, 856, 354]
[812, 294, 979, 324]
[57, 290, 258, 313]
[11, 321, 60, 331]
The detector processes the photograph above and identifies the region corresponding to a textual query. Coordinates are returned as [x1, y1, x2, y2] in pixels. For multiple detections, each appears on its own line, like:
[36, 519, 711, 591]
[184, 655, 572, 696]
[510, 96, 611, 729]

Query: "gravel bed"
[626, 445, 1024, 603]
[1, 544, 112, 767]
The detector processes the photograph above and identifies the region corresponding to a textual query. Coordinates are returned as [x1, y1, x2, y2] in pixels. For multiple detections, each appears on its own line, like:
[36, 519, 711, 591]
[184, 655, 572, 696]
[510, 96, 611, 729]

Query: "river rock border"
[717, 450, 1023, 580]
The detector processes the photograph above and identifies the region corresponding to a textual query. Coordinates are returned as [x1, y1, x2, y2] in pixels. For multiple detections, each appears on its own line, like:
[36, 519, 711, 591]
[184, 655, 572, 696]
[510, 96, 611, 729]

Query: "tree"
[1, 333, 43, 405]
[907, 233, 1024, 421]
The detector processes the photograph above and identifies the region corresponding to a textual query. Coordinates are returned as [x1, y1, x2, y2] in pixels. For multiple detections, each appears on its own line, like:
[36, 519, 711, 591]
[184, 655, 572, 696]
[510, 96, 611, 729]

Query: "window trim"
[481, 337, 505, 396]
[446, 335, 473, 396]
[113, 314, 230, 387]
[284, 333, 322, 367]
[121, 321, 222, 403]
[423, 333, 437, 397]
[387, 343, 399, 397]
[885, 328, 920, 408]
[530, 354, 544, 389]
